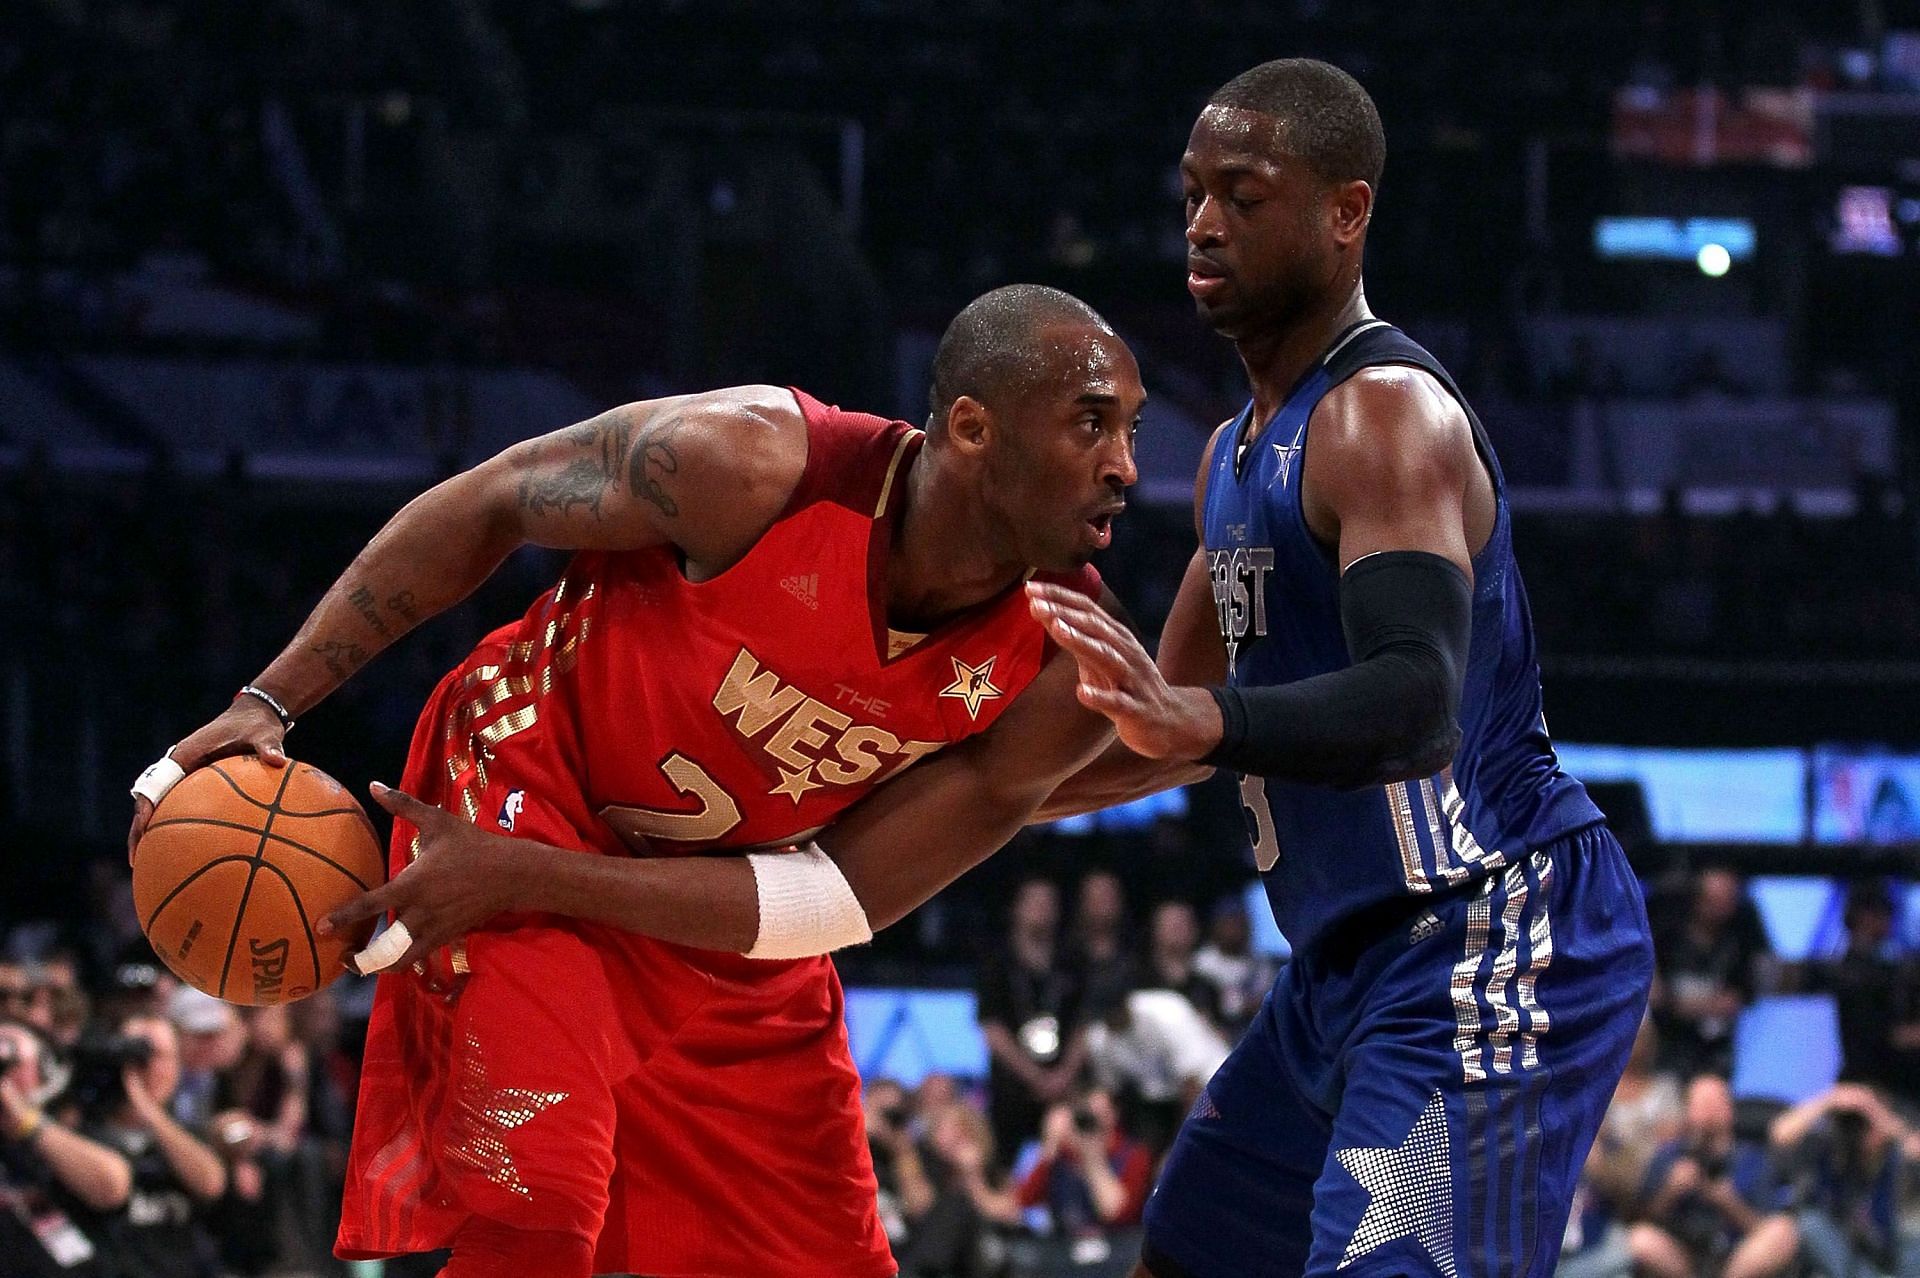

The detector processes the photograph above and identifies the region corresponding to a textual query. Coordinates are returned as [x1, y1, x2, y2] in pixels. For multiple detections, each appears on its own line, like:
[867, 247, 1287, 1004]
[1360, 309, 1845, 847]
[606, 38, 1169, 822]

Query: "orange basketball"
[134, 756, 386, 1006]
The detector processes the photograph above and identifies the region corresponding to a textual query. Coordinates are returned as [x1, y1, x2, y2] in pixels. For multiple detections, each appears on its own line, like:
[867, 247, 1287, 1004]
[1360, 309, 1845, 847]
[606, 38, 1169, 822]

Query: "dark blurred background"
[7, 3, 1920, 1275]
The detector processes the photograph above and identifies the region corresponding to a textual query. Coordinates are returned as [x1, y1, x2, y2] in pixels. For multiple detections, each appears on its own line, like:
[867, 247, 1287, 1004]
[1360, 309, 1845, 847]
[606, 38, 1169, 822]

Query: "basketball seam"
[216, 764, 297, 1000]
[141, 854, 259, 934]
[144, 816, 375, 891]
[204, 762, 363, 818]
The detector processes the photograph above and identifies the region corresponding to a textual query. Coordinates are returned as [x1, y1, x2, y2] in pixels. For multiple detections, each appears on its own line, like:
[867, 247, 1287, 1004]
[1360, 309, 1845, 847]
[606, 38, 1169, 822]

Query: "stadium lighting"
[1697, 242, 1732, 276]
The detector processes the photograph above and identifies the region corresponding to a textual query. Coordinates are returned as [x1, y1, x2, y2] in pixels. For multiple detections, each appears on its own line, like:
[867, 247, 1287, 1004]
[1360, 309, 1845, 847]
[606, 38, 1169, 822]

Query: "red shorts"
[334, 659, 895, 1278]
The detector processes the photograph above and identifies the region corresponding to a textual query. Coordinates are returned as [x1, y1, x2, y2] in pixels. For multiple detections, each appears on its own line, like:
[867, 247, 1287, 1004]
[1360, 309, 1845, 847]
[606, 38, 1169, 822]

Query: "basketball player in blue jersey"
[1029, 59, 1654, 1277]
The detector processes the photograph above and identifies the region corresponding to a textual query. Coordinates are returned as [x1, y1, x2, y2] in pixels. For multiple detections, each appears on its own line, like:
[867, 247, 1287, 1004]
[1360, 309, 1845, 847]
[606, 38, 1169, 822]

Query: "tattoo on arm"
[387, 590, 419, 626]
[516, 414, 635, 522]
[626, 412, 684, 519]
[310, 639, 370, 680]
[346, 586, 393, 640]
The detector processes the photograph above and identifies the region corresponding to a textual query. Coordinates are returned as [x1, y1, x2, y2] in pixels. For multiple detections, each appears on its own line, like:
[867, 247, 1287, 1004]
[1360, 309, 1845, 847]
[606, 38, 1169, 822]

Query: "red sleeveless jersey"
[442, 387, 1098, 862]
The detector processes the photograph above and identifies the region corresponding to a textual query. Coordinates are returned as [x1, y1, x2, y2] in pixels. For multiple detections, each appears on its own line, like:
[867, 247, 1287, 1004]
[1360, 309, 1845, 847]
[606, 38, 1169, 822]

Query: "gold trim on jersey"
[872, 431, 919, 517]
[408, 574, 597, 997]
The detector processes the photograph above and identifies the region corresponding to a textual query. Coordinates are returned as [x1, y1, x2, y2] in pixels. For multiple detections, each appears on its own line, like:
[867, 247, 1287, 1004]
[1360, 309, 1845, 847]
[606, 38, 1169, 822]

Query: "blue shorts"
[1142, 824, 1652, 1278]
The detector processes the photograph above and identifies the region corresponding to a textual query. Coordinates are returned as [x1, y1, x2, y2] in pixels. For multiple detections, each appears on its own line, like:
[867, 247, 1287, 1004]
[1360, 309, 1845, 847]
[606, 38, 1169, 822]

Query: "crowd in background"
[13, 861, 1920, 1276]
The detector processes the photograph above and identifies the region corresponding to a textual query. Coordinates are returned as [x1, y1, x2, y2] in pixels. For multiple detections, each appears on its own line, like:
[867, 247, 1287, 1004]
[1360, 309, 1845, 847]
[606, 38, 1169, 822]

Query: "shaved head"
[927, 285, 1116, 428]
[1208, 58, 1384, 191]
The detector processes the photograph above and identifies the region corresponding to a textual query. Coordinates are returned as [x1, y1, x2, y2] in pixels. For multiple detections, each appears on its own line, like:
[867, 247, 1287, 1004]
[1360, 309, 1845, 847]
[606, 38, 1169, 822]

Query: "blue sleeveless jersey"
[1205, 320, 1601, 955]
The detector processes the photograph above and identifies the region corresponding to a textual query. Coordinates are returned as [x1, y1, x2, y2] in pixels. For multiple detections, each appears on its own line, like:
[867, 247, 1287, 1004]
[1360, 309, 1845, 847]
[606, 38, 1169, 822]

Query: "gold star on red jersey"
[769, 765, 823, 805]
[939, 656, 1003, 720]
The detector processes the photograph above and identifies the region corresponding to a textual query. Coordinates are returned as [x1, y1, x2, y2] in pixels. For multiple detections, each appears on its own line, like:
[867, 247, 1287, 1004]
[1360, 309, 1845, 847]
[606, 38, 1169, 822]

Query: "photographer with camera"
[1642, 1073, 1800, 1278]
[1016, 1087, 1151, 1270]
[72, 1014, 227, 1278]
[0, 1020, 130, 1277]
[1769, 1081, 1915, 1278]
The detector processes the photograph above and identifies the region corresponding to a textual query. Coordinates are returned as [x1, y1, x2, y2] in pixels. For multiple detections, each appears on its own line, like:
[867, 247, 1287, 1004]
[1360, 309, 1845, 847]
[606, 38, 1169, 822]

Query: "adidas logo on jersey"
[780, 573, 820, 610]
[1409, 911, 1444, 946]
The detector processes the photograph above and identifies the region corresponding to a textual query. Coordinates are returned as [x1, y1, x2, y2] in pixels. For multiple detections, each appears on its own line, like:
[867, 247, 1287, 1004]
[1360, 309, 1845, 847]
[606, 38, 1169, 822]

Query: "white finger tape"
[350, 921, 414, 976]
[131, 756, 187, 807]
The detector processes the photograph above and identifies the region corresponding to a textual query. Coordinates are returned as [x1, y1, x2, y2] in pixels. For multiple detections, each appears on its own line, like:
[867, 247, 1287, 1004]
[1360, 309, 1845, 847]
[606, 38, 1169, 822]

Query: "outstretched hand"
[316, 782, 535, 975]
[1025, 581, 1224, 762]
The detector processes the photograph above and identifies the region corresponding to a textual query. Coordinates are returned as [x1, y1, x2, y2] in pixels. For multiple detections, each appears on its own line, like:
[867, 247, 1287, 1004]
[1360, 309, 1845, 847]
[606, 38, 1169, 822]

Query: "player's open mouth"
[1086, 509, 1120, 547]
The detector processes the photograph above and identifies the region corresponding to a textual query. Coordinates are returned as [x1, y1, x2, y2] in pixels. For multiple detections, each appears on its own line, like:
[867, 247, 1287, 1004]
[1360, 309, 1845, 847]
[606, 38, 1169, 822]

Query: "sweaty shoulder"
[1300, 364, 1489, 564]
[1312, 364, 1473, 462]
[656, 384, 812, 575]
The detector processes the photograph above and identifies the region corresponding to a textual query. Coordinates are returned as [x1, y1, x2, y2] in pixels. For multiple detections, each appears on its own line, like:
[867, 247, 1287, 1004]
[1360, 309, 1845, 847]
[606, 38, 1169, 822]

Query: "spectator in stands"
[1650, 869, 1771, 1075]
[0, 964, 38, 1029]
[1142, 900, 1221, 1026]
[898, 1095, 1021, 1278]
[0, 1019, 129, 1277]
[1191, 894, 1278, 1036]
[1556, 1151, 1691, 1278]
[204, 1006, 310, 1275]
[1017, 1087, 1152, 1264]
[29, 959, 89, 1052]
[77, 1014, 227, 1278]
[1600, 1016, 1686, 1190]
[976, 878, 1087, 1163]
[1084, 987, 1229, 1153]
[164, 989, 240, 1130]
[1770, 1082, 1913, 1278]
[1070, 870, 1137, 1019]
[94, 951, 171, 1026]
[865, 1078, 923, 1253]
[1810, 882, 1920, 1110]
[281, 1000, 348, 1269]
[1564, 1018, 1691, 1278]
[1642, 1073, 1799, 1278]
[914, 1073, 960, 1141]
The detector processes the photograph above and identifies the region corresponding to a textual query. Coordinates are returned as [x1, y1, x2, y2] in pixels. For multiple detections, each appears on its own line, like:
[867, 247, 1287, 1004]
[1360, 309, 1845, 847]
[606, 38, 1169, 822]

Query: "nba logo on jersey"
[498, 789, 525, 833]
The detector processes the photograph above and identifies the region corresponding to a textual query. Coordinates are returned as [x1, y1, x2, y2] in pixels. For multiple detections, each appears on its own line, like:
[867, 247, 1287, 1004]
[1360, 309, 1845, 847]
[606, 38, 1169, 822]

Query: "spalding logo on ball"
[134, 757, 387, 1005]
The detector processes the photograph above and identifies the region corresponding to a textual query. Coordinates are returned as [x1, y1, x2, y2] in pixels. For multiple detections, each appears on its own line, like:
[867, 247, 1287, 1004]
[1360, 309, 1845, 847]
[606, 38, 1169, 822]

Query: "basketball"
[134, 756, 386, 1006]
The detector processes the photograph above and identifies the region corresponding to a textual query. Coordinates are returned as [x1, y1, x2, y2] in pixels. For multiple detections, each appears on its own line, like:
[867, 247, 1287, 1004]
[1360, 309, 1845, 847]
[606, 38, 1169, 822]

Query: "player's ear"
[945, 395, 993, 452]
[1331, 179, 1372, 247]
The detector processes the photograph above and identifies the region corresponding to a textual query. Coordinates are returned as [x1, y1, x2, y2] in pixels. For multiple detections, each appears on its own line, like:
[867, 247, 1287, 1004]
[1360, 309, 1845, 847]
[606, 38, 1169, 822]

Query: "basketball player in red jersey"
[127, 284, 1144, 1278]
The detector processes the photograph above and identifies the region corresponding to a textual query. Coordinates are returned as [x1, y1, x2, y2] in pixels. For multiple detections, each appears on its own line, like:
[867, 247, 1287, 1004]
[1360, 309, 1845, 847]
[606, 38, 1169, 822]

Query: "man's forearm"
[254, 476, 520, 716]
[511, 785, 1042, 952]
[1034, 738, 1212, 822]
[513, 845, 760, 951]
[32, 1121, 132, 1212]
[145, 1110, 227, 1201]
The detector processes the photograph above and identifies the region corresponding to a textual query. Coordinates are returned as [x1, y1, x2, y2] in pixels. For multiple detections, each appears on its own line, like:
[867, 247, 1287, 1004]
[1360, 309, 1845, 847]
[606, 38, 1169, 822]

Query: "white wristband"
[349, 921, 415, 975]
[131, 755, 187, 807]
[745, 844, 872, 960]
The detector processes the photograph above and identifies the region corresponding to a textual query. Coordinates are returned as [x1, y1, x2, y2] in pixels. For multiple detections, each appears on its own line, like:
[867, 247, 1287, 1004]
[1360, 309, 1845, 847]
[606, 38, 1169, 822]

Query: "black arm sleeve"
[1199, 550, 1471, 788]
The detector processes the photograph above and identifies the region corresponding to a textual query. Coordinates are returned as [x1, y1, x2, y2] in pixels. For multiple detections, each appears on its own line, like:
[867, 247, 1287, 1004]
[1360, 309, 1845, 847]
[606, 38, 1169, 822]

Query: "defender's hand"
[128, 698, 288, 862]
[1026, 581, 1223, 761]
[317, 782, 528, 974]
